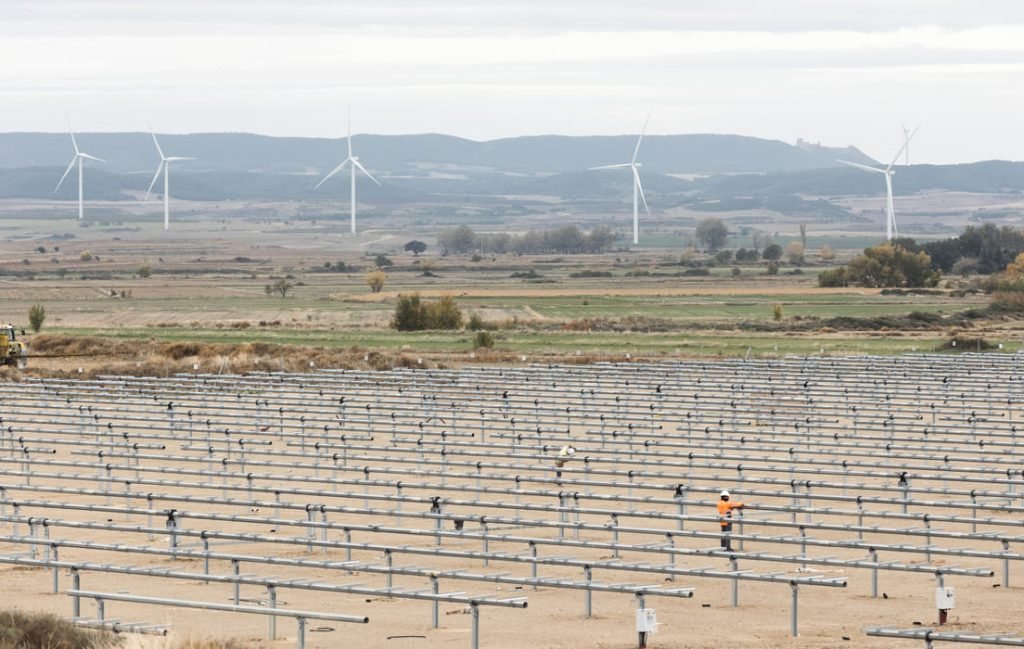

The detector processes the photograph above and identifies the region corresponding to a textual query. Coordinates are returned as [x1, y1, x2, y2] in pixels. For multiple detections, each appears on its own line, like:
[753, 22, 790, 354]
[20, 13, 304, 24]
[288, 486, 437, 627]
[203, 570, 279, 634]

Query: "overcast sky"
[4, 1, 1024, 163]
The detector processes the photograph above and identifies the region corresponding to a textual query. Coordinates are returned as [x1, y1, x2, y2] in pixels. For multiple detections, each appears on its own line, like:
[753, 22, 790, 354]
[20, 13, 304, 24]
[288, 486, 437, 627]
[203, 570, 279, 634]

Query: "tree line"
[437, 225, 618, 255]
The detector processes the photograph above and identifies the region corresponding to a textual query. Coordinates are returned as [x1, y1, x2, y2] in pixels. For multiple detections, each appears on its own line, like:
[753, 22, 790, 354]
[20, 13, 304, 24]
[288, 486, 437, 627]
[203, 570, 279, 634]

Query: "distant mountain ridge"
[0, 131, 877, 176]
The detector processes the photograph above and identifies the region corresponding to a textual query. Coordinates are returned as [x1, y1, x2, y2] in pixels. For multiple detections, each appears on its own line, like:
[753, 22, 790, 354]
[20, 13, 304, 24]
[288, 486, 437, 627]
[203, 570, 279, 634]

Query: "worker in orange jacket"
[717, 490, 744, 551]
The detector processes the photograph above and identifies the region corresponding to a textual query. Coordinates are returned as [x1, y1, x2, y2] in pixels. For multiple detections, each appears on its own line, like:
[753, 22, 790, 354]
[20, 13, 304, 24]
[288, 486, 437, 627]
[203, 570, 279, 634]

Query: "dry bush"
[160, 342, 202, 360]
[0, 610, 113, 649]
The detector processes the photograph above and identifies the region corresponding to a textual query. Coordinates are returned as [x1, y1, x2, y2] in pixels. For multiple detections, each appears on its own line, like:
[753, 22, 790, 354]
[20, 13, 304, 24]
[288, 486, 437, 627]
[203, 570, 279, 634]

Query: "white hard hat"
[720, 490, 730, 498]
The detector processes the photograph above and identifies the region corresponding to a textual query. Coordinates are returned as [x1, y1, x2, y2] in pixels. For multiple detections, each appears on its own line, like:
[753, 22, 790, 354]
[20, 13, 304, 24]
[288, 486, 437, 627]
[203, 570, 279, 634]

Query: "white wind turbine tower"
[590, 114, 651, 245]
[54, 123, 105, 220]
[145, 132, 195, 230]
[315, 108, 380, 235]
[837, 126, 919, 241]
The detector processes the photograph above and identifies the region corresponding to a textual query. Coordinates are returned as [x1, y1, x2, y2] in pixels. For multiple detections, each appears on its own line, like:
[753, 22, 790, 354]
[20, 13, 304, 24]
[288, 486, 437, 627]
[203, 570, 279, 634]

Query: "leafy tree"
[714, 249, 734, 265]
[696, 218, 729, 252]
[799, 223, 807, 251]
[952, 256, 981, 278]
[762, 243, 783, 261]
[365, 270, 386, 293]
[266, 278, 294, 297]
[391, 293, 427, 331]
[818, 245, 835, 262]
[1005, 252, 1024, 279]
[785, 241, 805, 265]
[404, 240, 427, 256]
[437, 225, 477, 255]
[28, 304, 45, 333]
[374, 254, 393, 268]
[137, 263, 152, 279]
[735, 248, 760, 263]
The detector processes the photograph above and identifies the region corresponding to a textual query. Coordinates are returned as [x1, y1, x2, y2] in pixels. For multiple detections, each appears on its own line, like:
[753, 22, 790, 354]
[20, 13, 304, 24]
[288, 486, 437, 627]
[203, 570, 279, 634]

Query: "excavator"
[1, 324, 28, 368]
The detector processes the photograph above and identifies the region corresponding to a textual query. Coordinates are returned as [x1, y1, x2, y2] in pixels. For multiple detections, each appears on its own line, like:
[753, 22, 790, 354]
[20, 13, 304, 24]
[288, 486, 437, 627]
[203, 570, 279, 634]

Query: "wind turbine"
[145, 132, 195, 230]
[590, 114, 651, 245]
[837, 126, 918, 241]
[54, 122, 105, 220]
[315, 108, 380, 235]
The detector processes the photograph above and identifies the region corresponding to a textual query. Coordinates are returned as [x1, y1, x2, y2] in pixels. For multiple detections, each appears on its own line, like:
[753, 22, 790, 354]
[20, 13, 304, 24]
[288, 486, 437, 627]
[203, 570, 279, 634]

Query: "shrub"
[772, 304, 783, 321]
[79, 250, 93, 261]
[473, 331, 495, 349]
[425, 295, 464, 330]
[818, 267, 848, 287]
[731, 266, 742, 277]
[0, 610, 109, 649]
[28, 304, 45, 332]
[569, 270, 612, 278]
[766, 262, 780, 275]
[392, 294, 464, 331]
[138, 263, 152, 278]
[467, 313, 485, 331]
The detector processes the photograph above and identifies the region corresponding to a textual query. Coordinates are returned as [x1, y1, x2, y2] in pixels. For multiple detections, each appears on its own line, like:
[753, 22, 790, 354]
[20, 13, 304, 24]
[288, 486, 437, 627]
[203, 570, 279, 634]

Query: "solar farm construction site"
[4, 355, 1024, 649]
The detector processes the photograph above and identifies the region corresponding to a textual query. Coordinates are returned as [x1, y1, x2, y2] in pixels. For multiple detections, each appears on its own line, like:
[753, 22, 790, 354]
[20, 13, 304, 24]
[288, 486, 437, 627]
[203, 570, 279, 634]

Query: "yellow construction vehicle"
[1, 324, 28, 368]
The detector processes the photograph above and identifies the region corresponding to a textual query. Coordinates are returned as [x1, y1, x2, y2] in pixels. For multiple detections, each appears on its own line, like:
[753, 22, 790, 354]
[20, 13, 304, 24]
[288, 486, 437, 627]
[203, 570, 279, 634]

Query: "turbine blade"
[314, 159, 350, 189]
[633, 166, 650, 215]
[352, 158, 381, 185]
[66, 114, 79, 154]
[151, 131, 165, 160]
[836, 159, 886, 174]
[888, 125, 920, 170]
[54, 157, 76, 192]
[144, 162, 164, 201]
[632, 112, 651, 164]
[347, 105, 353, 158]
[78, 153, 105, 162]
[164, 156, 195, 162]
[589, 163, 632, 170]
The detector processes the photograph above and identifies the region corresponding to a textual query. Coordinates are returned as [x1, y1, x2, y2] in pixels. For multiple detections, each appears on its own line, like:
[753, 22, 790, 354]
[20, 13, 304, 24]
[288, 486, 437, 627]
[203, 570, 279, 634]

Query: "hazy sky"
[5, 1, 1024, 163]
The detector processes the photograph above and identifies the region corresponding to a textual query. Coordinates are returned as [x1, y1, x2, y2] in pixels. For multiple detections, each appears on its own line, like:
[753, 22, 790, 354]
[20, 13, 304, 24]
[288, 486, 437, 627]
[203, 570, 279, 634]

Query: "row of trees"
[819, 242, 940, 288]
[900, 224, 1024, 275]
[437, 225, 618, 255]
